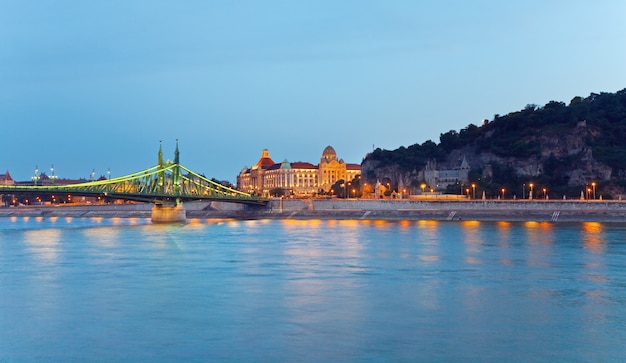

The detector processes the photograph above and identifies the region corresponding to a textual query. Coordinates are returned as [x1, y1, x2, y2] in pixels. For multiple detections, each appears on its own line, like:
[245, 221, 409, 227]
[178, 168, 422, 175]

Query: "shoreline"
[2, 200, 626, 223]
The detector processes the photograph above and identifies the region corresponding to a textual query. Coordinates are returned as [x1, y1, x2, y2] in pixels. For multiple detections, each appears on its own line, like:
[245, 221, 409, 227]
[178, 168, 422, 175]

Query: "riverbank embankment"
[261, 199, 626, 223]
[2, 199, 626, 223]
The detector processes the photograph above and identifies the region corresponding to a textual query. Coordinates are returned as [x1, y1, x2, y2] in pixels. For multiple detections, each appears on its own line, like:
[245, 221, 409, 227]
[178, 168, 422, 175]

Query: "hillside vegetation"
[362, 88, 626, 198]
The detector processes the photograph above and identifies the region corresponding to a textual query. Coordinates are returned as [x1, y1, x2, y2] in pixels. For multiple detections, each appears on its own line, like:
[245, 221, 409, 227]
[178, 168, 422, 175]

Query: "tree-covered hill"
[362, 88, 626, 199]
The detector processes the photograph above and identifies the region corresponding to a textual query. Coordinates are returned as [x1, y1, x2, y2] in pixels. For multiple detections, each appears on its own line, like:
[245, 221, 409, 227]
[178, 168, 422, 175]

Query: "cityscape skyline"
[2, 1, 625, 182]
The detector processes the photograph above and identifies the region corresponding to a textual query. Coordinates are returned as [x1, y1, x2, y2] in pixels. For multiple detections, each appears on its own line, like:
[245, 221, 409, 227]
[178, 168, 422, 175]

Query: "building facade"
[237, 146, 361, 196]
[0, 170, 14, 186]
[423, 156, 470, 191]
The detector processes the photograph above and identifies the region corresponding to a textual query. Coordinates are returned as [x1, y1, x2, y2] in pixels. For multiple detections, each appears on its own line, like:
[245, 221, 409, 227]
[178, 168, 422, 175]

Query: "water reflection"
[83, 226, 120, 249]
[1, 218, 625, 361]
[462, 220, 482, 265]
[524, 221, 554, 245]
[24, 228, 61, 262]
[496, 221, 514, 265]
[524, 221, 554, 268]
[582, 222, 606, 253]
[416, 220, 440, 262]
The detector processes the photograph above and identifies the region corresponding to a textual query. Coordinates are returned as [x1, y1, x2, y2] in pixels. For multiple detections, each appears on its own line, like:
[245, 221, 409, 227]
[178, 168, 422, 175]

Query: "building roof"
[255, 149, 275, 169]
[0, 170, 12, 181]
[291, 162, 317, 170]
[346, 163, 361, 170]
[266, 163, 282, 171]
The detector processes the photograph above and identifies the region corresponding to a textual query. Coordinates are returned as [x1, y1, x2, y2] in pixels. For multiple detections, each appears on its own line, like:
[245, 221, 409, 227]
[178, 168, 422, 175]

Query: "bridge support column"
[151, 203, 186, 223]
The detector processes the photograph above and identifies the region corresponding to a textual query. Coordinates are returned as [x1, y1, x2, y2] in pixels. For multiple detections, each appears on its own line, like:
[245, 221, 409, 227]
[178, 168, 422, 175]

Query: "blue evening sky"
[1, 1, 625, 182]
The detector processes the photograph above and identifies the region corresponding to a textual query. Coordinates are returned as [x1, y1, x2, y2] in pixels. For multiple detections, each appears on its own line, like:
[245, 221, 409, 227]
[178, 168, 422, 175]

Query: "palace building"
[237, 146, 361, 196]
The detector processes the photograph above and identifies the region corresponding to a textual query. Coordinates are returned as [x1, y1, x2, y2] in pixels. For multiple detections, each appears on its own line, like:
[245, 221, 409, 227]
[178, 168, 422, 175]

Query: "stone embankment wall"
[3, 199, 626, 222]
[266, 198, 626, 222]
[270, 198, 626, 212]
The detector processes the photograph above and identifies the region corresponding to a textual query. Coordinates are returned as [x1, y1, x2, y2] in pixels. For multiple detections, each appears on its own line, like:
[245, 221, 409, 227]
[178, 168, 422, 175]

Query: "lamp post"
[501, 188, 506, 200]
[543, 188, 547, 200]
[529, 183, 534, 200]
[522, 184, 526, 200]
[50, 164, 58, 184]
[592, 182, 596, 200]
[472, 183, 476, 199]
[32, 166, 40, 186]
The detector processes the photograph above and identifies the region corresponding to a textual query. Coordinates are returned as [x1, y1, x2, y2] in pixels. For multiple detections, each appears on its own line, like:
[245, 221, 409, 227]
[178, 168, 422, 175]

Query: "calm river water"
[1, 216, 625, 362]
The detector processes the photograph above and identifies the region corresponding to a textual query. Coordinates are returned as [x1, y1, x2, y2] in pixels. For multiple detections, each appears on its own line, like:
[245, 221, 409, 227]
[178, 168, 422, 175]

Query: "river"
[1, 217, 625, 361]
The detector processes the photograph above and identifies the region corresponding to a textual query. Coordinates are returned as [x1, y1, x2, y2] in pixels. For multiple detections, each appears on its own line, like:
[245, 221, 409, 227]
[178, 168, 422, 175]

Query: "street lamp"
[542, 188, 547, 200]
[420, 183, 426, 193]
[472, 183, 476, 199]
[31, 165, 40, 186]
[529, 183, 534, 200]
[522, 183, 526, 199]
[501, 188, 506, 200]
[50, 164, 57, 184]
[466, 188, 470, 198]
[591, 182, 596, 200]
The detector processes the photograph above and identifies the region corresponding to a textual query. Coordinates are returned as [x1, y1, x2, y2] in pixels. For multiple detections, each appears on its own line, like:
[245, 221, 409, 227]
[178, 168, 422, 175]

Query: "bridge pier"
[151, 203, 186, 223]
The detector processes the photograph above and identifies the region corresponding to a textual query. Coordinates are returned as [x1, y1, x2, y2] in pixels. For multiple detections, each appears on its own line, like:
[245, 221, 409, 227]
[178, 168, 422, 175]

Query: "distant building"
[237, 146, 361, 196]
[423, 156, 470, 191]
[0, 170, 14, 186]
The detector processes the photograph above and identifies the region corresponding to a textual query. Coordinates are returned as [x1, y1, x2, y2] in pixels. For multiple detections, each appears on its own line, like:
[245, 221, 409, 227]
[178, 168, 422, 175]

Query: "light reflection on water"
[1, 217, 625, 361]
[24, 228, 61, 262]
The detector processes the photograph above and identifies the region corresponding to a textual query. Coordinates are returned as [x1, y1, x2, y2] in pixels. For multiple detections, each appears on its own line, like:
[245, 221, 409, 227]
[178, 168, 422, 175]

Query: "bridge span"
[0, 141, 267, 222]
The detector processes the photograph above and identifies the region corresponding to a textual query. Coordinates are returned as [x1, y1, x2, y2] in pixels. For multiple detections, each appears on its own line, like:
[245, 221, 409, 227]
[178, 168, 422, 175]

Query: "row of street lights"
[464, 181, 599, 200]
[31, 165, 112, 185]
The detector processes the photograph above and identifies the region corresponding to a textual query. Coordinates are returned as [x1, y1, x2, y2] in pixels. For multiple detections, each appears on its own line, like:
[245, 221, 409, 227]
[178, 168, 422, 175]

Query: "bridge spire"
[174, 139, 180, 165]
[173, 139, 181, 195]
[158, 140, 164, 168]
[157, 141, 165, 192]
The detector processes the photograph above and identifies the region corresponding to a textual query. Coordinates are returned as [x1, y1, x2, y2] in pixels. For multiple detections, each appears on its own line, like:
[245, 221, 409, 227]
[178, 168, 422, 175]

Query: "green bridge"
[0, 142, 267, 222]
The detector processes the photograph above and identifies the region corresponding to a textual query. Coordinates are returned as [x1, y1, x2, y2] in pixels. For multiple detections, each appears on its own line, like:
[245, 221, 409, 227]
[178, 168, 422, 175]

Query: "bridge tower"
[173, 139, 181, 195]
[152, 141, 186, 223]
[157, 141, 165, 194]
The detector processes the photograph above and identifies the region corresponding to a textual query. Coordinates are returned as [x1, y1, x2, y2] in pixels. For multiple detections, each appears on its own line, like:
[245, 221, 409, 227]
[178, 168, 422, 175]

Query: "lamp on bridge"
[50, 164, 58, 184]
[32, 166, 40, 186]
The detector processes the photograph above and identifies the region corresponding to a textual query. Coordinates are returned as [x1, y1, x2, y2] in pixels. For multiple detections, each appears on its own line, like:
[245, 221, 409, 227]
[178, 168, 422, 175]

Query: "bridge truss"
[0, 143, 267, 206]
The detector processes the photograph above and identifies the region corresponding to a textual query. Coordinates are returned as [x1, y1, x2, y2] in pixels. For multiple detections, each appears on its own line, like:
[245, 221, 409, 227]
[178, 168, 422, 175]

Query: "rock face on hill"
[361, 89, 626, 199]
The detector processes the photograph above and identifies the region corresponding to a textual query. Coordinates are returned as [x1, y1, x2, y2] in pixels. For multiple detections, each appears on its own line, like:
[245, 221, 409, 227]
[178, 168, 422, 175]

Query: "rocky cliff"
[362, 89, 626, 198]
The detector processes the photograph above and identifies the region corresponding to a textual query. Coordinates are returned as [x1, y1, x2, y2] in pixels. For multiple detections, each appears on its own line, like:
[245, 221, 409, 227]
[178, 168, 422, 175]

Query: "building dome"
[322, 145, 337, 159]
[280, 159, 291, 169]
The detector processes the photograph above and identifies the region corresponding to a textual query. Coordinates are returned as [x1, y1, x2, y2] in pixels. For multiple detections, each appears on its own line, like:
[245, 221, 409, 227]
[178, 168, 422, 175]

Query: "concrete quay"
[262, 199, 626, 223]
[2, 199, 626, 223]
